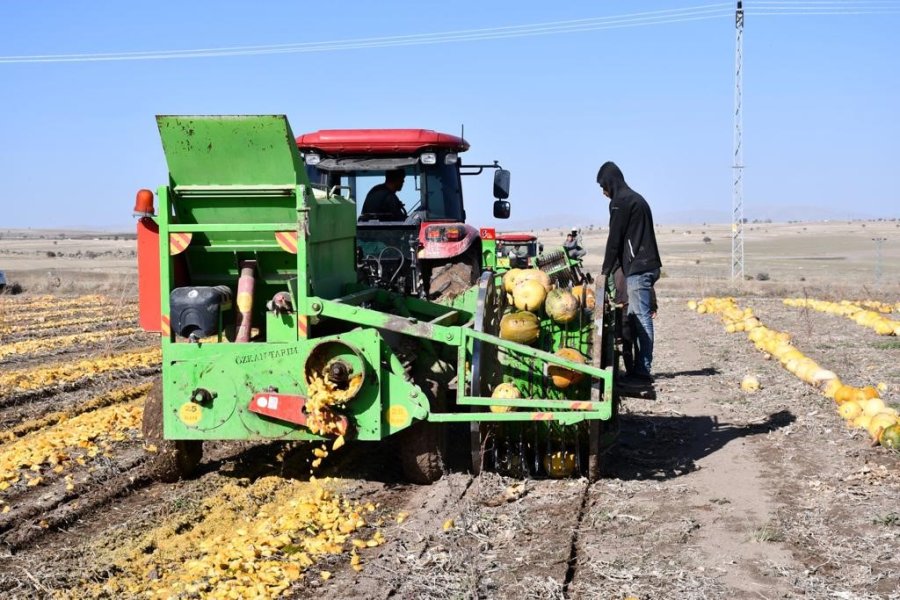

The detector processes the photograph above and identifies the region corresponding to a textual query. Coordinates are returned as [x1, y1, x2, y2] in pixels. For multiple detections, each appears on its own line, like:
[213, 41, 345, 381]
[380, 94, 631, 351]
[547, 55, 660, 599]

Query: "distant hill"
[504, 205, 890, 230]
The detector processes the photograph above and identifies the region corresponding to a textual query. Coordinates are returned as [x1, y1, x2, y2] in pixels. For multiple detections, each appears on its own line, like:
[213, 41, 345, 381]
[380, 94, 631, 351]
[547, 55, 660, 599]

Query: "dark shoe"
[620, 372, 654, 386]
[617, 379, 657, 400]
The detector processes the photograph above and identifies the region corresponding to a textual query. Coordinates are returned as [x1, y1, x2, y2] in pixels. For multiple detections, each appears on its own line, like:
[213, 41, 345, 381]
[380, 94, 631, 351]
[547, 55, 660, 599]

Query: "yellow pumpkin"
[852, 414, 873, 430]
[499, 311, 540, 345]
[821, 378, 843, 399]
[862, 397, 886, 417]
[545, 289, 580, 324]
[573, 285, 597, 311]
[740, 375, 760, 392]
[811, 369, 838, 387]
[548, 348, 586, 389]
[513, 279, 548, 312]
[543, 451, 576, 478]
[834, 385, 857, 405]
[867, 413, 898, 440]
[515, 268, 552, 293]
[860, 386, 880, 400]
[838, 401, 862, 421]
[490, 382, 521, 413]
[502, 268, 524, 293]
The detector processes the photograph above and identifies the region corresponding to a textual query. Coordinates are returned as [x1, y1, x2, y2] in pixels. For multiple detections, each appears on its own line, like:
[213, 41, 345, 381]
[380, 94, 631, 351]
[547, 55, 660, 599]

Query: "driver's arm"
[390, 193, 407, 217]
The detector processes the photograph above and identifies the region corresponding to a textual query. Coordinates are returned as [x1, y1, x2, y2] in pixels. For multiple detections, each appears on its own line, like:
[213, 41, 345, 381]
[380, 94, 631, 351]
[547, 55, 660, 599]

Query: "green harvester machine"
[135, 115, 619, 483]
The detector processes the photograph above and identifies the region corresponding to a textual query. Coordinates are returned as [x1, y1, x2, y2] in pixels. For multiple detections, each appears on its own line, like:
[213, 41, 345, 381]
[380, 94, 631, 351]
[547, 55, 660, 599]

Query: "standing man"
[598, 162, 661, 384]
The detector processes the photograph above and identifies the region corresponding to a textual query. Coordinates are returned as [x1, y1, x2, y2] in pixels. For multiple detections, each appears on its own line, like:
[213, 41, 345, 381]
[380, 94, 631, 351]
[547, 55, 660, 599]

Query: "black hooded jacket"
[597, 162, 662, 277]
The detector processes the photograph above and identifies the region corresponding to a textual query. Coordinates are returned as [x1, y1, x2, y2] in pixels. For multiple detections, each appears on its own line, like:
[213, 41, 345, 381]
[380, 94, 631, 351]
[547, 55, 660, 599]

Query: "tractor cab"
[297, 129, 510, 299]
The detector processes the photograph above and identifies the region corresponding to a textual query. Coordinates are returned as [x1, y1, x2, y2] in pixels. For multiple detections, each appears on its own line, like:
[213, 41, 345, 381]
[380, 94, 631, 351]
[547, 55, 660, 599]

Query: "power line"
[2, 1, 896, 65]
[751, 1, 900, 4]
[5, 6, 733, 61]
[1, 2, 895, 64]
[0, 4, 734, 64]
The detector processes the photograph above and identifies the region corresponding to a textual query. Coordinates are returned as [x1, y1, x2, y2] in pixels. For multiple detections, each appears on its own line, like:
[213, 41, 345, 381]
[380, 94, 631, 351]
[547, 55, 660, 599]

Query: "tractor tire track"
[0, 447, 151, 551]
[0, 440, 299, 595]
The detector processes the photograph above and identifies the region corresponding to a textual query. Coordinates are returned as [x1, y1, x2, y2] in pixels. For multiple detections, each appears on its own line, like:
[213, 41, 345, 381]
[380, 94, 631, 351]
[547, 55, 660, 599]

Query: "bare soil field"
[0, 224, 897, 599]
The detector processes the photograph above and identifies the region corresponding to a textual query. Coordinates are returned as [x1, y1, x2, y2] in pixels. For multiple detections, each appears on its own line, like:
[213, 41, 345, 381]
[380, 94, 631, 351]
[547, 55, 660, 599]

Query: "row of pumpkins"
[850, 299, 898, 314]
[783, 298, 900, 336]
[688, 297, 900, 451]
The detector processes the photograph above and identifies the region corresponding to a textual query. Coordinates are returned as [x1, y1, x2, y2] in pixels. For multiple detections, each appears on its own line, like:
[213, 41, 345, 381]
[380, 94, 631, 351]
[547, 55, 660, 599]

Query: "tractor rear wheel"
[395, 371, 447, 484]
[142, 379, 203, 483]
[427, 250, 480, 301]
[396, 420, 446, 484]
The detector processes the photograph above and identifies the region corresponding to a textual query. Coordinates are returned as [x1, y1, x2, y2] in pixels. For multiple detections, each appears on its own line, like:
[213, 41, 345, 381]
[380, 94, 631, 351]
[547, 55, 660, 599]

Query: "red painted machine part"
[296, 129, 469, 154]
[496, 233, 537, 243]
[248, 392, 309, 426]
[137, 217, 161, 332]
[247, 392, 350, 434]
[418, 223, 480, 260]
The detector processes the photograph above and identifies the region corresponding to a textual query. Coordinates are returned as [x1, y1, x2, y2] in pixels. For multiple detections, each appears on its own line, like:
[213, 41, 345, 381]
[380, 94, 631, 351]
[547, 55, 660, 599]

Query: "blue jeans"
[626, 268, 660, 377]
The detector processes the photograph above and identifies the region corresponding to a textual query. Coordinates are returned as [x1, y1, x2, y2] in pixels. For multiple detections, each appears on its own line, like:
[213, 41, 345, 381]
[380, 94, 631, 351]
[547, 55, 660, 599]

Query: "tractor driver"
[361, 168, 408, 221]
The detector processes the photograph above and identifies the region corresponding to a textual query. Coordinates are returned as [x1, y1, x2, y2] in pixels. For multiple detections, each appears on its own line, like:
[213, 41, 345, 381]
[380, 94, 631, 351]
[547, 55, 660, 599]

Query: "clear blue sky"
[1, 1, 897, 230]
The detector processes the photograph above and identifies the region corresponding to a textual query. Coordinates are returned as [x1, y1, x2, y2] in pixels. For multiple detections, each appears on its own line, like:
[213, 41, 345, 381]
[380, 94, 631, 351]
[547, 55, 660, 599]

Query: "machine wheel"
[395, 370, 447, 484]
[142, 379, 203, 483]
[427, 250, 480, 301]
[396, 420, 446, 484]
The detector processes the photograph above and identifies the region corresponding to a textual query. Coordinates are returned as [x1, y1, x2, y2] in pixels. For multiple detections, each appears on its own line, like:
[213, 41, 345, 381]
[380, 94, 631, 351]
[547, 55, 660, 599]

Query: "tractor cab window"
[422, 160, 463, 221]
[304, 166, 351, 197]
[303, 154, 464, 222]
[354, 169, 421, 219]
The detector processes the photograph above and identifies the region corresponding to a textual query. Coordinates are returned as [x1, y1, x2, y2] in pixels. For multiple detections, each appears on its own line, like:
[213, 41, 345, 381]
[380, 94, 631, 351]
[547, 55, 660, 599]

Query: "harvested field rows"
[0, 327, 143, 362]
[783, 298, 900, 336]
[0, 309, 134, 337]
[0, 291, 897, 599]
[0, 347, 160, 401]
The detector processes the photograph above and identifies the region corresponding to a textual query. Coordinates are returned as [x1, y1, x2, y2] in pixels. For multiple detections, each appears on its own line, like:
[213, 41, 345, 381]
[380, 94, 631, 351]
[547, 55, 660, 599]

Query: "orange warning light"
[134, 189, 155, 216]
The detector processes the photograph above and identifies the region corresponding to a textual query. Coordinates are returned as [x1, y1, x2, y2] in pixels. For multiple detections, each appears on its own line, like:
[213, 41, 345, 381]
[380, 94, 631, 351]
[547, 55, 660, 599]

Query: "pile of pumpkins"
[689, 297, 900, 451]
[783, 298, 900, 336]
[497, 268, 594, 346]
[490, 269, 596, 411]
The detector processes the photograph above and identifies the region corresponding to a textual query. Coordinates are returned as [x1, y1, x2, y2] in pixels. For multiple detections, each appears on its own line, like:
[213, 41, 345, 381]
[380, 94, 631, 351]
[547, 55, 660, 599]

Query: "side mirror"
[493, 169, 511, 200]
[493, 200, 510, 219]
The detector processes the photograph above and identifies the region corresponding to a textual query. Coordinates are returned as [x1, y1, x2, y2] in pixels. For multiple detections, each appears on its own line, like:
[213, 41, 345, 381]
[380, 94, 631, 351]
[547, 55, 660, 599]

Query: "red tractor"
[495, 233, 543, 269]
[296, 129, 510, 299]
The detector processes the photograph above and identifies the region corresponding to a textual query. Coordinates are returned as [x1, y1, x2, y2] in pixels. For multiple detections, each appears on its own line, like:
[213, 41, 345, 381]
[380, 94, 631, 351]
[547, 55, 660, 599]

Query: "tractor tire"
[428, 251, 480, 301]
[395, 371, 447, 484]
[395, 420, 446, 484]
[142, 379, 203, 483]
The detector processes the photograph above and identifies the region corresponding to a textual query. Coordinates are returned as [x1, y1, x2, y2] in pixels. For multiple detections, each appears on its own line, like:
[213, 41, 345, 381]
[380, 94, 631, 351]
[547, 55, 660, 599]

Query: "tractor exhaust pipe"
[235, 260, 257, 343]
